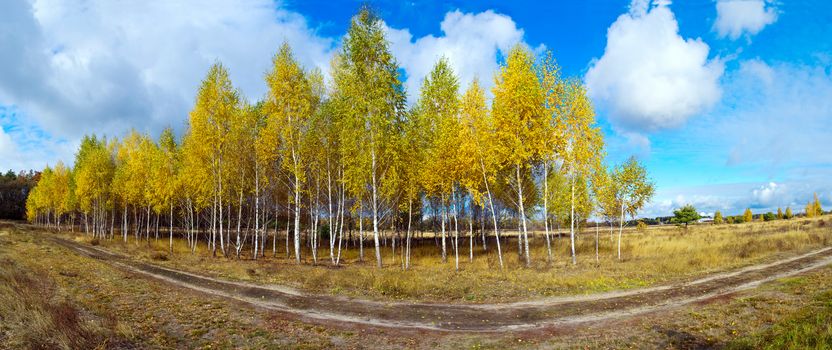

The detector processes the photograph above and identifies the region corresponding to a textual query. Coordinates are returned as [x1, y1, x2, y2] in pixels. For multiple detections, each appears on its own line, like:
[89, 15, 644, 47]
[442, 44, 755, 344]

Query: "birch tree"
[151, 128, 180, 253]
[264, 42, 314, 264]
[183, 62, 241, 257]
[334, 7, 407, 268]
[614, 156, 655, 260]
[559, 80, 604, 265]
[73, 135, 115, 238]
[415, 58, 461, 266]
[540, 51, 567, 263]
[459, 79, 503, 267]
[492, 45, 545, 267]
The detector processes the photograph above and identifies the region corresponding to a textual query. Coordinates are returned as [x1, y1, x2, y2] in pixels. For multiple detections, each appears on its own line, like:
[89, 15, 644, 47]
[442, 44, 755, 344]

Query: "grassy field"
[3, 220, 832, 348]
[0, 224, 428, 349]
[62, 215, 832, 303]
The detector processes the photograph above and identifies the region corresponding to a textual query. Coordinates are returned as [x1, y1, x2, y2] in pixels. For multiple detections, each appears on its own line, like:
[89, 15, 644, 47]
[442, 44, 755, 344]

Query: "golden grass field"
[3, 219, 832, 348]
[70, 215, 832, 303]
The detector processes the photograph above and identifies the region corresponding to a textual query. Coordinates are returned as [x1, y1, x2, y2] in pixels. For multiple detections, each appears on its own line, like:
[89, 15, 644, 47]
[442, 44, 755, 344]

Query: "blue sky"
[0, 0, 830, 217]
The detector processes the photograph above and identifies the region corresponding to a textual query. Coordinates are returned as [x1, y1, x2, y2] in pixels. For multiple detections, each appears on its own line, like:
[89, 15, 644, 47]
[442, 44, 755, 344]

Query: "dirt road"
[41, 229, 832, 333]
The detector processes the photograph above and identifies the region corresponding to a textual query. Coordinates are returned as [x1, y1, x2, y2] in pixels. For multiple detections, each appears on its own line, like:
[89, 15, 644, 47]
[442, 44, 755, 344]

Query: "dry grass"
[4, 220, 832, 348]
[0, 236, 125, 349]
[0, 222, 498, 350]
[68, 216, 832, 303]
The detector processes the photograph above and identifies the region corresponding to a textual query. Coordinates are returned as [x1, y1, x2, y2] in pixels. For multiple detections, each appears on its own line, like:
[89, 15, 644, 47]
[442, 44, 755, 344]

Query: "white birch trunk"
[405, 198, 412, 269]
[371, 149, 382, 268]
[543, 160, 552, 262]
[570, 174, 577, 265]
[254, 165, 260, 260]
[481, 172, 503, 269]
[452, 186, 459, 271]
[169, 202, 174, 254]
[294, 172, 301, 264]
[359, 200, 364, 262]
[441, 194, 447, 263]
[618, 202, 625, 260]
[516, 164, 530, 267]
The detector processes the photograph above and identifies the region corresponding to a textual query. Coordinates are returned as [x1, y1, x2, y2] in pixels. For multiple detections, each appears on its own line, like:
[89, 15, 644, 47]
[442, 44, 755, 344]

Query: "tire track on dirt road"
[40, 230, 832, 333]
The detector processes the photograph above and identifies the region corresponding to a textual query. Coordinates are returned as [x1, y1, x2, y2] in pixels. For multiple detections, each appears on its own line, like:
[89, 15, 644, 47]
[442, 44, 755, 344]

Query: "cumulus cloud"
[639, 175, 832, 218]
[714, 0, 778, 40]
[585, 0, 723, 132]
[748, 179, 832, 212]
[0, 0, 335, 168]
[384, 10, 529, 103]
[0, 1, 536, 171]
[751, 182, 786, 207]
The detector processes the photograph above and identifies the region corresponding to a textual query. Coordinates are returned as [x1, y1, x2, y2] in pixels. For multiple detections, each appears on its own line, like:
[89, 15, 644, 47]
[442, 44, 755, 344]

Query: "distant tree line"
[636, 194, 827, 228]
[0, 170, 39, 220]
[676, 193, 826, 226]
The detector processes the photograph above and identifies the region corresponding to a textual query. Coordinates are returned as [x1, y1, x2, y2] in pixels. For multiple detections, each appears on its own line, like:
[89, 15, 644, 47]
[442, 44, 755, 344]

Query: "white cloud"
[0, 2, 536, 171]
[384, 10, 529, 103]
[714, 0, 778, 40]
[752, 182, 785, 206]
[585, 0, 723, 132]
[0, 0, 335, 170]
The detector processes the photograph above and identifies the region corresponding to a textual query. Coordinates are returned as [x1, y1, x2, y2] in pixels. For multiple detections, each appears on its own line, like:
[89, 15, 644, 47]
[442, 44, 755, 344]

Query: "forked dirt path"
[40, 229, 832, 333]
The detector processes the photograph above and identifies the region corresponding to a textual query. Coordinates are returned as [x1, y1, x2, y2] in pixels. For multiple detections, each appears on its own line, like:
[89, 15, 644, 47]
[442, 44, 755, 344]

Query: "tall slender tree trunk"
[452, 186, 459, 271]
[335, 178, 346, 265]
[309, 206, 315, 263]
[272, 199, 282, 258]
[254, 166, 260, 261]
[405, 198, 413, 269]
[543, 160, 552, 262]
[294, 172, 302, 264]
[286, 194, 291, 258]
[169, 202, 174, 254]
[468, 198, 474, 263]
[516, 164, 530, 267]
[211, 195, 217, 255]
[371, 149, 382, 268]
[441, 194, 447, 263]
[359, 200, 364, 262]
[236, 187, 243, 259]
[123, 203, 128, 242]
[154, 211, 159, 241]
[134, 207, 140, 245]
[570, 174, 577, 265]
[219, 168, 225, 257]
[110, 206, 115, 239]
[481, 160, 503, 269]
[146, 205, 151, 242]
[327, 163, 336, 264]
[481, 205, 487, 251]
[618, 202, 625, 260]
